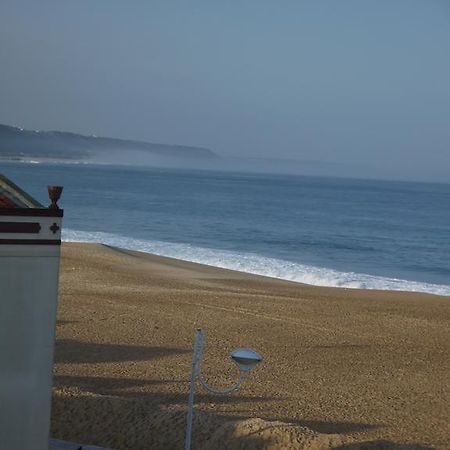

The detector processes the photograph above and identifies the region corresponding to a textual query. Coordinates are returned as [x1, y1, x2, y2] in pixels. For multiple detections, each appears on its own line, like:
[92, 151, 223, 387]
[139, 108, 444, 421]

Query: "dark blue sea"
[3, 162, 450, 295]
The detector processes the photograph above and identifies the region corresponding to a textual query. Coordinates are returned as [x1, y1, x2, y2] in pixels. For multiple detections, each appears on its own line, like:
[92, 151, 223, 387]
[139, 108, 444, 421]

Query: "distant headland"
[0, 124, 219, 166]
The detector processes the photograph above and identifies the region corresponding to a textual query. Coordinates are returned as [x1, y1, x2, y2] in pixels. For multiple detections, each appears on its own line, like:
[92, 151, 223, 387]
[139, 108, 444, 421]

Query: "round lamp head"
[230, 348, 263, 372]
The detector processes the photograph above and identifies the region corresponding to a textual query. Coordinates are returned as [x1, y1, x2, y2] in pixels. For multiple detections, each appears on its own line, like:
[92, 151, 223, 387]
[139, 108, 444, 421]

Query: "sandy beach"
[51, 243, 450, 449]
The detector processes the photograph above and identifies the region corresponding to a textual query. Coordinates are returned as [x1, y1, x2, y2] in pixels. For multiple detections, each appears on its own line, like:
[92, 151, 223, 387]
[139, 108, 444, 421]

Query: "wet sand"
[52, 243, 450, 449]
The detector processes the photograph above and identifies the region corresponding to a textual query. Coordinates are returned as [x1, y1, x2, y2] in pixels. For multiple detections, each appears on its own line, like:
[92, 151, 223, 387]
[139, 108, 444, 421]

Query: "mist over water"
[3, 162, 450, 296]
[2, 2, 450, 184]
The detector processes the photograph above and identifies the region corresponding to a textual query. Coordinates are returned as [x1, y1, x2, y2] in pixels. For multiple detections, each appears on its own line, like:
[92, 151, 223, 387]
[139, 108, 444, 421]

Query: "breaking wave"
[63, 229, 450, 297]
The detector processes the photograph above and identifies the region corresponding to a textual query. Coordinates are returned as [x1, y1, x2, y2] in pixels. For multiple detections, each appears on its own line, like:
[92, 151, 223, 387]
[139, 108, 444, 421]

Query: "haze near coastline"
[0, 123, 379, 178]
[2, 2, 450, 182]
[0, 123, 219, 168]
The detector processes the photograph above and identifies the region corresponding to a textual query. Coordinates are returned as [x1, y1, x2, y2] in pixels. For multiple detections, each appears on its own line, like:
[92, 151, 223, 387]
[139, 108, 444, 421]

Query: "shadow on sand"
[51, 339, 435, 450]
[53, 373, 277, 408]
[265, 417, 379, 435]
[51, 391, 433, 450]
[334, 442, 434, 450]
[54, 339, 189, 364]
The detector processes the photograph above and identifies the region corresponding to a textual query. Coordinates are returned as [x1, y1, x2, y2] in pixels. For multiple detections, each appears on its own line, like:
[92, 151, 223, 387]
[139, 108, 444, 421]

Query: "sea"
[3, 162, 450, 296]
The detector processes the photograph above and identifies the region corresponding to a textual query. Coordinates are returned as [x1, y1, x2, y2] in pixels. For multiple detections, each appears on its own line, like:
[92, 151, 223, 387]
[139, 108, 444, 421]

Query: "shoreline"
[62, 234, 450, 297]
[52, 242, 450, 449]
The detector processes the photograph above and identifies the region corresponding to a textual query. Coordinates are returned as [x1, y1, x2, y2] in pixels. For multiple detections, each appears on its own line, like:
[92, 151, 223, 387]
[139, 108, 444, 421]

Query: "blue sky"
[1, 1, 449, 181]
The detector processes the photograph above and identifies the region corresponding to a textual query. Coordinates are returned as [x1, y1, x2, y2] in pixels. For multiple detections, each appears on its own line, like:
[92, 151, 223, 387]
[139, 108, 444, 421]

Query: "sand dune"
[53, 388, 431, 450]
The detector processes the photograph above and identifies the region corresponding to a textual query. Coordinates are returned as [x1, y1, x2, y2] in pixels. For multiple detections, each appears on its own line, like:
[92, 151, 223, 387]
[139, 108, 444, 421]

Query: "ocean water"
[2, 162, 450, 296]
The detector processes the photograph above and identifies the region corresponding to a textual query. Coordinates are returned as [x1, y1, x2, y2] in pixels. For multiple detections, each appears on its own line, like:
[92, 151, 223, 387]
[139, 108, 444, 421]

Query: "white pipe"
[198, 366, 246, 395]
[184, 329, 250, 450]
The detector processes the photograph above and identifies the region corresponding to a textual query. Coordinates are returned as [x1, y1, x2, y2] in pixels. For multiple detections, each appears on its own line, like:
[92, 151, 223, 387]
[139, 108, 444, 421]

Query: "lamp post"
[184, 329, 263, 450]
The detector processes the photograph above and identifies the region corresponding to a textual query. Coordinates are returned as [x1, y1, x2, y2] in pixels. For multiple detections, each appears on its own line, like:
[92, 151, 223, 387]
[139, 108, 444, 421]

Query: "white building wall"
[0, 217, 62, 450]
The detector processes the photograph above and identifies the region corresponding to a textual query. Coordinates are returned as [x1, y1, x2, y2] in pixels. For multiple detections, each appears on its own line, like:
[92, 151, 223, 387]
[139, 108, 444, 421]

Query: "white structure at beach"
[0, 175, 63, 450]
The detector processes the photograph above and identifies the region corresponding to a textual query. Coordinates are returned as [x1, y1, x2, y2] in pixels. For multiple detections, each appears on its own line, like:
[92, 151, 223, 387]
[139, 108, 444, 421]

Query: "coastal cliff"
[0, 124, 219, 165]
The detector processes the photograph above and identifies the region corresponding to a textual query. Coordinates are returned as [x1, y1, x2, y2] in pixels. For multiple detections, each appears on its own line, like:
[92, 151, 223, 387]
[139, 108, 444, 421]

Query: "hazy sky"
[1, 1, 449, 182]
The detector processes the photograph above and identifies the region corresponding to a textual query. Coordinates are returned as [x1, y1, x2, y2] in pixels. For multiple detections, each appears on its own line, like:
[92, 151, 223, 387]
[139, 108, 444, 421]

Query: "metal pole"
[184, 329, 204, 450]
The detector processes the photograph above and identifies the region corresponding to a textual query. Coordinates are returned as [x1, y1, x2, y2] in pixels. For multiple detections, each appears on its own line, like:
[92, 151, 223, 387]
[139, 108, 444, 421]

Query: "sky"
[0, 0, 449, 182]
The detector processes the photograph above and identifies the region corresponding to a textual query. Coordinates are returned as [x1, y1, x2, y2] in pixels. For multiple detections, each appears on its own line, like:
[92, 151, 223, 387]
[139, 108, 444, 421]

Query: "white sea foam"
[63, 229, 450, 297]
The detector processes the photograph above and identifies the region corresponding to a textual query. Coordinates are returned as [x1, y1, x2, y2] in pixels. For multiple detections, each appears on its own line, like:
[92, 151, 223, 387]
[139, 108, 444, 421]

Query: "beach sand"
[51, 243, 450, 449]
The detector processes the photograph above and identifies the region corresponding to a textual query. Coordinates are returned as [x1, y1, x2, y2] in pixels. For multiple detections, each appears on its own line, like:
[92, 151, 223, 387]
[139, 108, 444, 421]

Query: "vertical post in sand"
[184, 328, 261, 449]
[184, 329, 204, 450]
